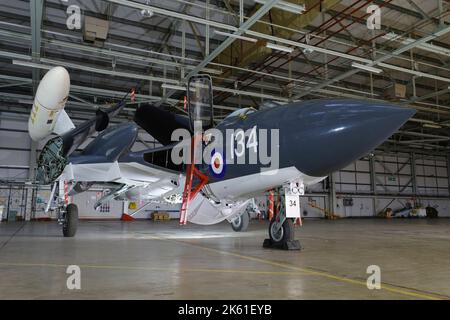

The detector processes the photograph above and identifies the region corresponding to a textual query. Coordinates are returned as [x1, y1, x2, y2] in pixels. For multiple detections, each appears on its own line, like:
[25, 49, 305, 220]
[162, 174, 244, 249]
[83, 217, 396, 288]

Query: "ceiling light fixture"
[213, 30, 258, 43]
[141, 0, 154, 18]
[423, 123, 442, 129]
[351, 62, 383, 74]
[266, 42, 294, 53]
[161, 84, 186, 91]
[254, 0, 306, 14]
[383, 32, 450, 57]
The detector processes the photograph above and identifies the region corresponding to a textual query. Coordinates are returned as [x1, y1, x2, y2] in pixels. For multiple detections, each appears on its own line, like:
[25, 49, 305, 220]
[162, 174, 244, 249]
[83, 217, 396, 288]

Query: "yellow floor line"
[160, 237, 445, 300]
[0, 262, 311, 277]
[1, 234, 445, 300]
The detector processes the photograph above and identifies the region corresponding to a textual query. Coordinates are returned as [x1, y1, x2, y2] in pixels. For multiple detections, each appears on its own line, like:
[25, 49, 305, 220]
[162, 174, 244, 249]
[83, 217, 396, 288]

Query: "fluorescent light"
[161, 84, 186, 91]
[213, 30, 257, 43]
[266, 42, 294, 53]
[383, 32, 450, 57]
[13, 60, 52, 70]
[161, 84, 209, 93]
[423, 123, 442, 129]
[254, 0, 306, 14]
[200, 68, 222, 75]
[351, 62, 383, 74]
[185, 65, 222, 75]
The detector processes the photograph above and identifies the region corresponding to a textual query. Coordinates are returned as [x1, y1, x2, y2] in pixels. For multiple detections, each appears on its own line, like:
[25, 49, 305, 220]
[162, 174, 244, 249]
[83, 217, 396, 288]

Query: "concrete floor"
[0, 218, 449, 299]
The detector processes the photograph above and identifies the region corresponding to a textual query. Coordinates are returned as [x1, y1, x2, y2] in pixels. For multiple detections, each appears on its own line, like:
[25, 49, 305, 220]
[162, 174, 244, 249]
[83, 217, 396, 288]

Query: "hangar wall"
[1, 116, 449, 220]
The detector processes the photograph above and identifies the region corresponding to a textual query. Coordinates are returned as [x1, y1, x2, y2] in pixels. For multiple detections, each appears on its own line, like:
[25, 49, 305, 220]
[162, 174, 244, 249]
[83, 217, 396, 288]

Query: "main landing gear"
[230, 212, 250, 232]
[61, 203, 78, 237]
[263, 193, 301, 250]
[50, 181, 79, 237]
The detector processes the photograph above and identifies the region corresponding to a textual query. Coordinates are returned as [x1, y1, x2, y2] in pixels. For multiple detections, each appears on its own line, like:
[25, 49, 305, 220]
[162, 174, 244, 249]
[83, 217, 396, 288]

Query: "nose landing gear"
[263, 192, 301, 250]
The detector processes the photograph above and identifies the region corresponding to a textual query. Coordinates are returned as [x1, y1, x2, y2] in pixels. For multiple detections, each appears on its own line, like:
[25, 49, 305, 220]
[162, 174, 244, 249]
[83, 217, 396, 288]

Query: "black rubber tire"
[426, 206, 438, 218]
[231, 212, 250, 232]
[269, 218, 294, 245]
[63, 204, 78, 237]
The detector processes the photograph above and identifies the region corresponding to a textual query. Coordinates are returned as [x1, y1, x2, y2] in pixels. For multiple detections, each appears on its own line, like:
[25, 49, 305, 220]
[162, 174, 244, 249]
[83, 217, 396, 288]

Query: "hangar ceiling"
[0, 0, 449, 154]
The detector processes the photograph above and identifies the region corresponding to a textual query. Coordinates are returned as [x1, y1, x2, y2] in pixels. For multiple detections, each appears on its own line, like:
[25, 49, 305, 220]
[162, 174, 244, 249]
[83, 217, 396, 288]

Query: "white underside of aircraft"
[60, 161, 326, 225]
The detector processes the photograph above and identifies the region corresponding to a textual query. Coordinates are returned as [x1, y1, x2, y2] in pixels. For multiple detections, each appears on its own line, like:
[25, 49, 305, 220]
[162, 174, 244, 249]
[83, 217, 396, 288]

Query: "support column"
[411, 152, 418, 195]
[328, 173, 336, 216]
[181, 20, 186, 79]
[239, 0, 244, 25]
[369, 155, 377, 215]
[205, 0, 210, 56]
[438, 0, 444, 27]
[29, 0, 44, 221]
[447, 155, 450, 196]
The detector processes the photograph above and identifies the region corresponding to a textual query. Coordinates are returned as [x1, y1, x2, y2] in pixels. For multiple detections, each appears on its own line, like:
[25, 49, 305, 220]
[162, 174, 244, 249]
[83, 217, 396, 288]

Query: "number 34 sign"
[285, 182, 303, 218]
[285, 194, 300, 218]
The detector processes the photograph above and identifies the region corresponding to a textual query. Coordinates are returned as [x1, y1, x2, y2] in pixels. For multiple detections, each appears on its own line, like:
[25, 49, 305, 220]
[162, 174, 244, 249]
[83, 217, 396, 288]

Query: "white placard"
[285, 194, 301, 218]
[289, 181, 305, 195]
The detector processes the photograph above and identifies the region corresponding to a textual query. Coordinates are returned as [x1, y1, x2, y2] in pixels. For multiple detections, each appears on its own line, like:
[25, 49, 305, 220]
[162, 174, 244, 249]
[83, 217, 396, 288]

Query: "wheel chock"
[263, 239, 302, 250]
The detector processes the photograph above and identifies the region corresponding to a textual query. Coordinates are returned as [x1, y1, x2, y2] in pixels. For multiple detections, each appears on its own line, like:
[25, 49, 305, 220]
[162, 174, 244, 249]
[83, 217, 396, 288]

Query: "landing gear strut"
[263, 193, 301, 250]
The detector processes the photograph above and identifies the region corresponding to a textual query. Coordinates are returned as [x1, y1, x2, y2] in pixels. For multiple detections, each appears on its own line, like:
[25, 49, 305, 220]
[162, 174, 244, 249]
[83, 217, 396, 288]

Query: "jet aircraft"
[29, 67, 414, 247]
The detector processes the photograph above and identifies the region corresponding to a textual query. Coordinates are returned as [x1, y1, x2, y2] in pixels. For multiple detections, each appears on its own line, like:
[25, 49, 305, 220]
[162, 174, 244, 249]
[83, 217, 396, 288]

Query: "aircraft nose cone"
[282, 99, 415, 177]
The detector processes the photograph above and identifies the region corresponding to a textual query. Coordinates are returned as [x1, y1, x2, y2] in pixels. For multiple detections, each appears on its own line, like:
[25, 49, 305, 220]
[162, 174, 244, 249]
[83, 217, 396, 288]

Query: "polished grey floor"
[0, 218, 449, 299]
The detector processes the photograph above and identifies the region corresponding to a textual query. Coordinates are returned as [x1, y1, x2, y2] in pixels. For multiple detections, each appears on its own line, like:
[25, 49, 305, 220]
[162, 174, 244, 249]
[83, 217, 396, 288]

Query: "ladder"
[179, 135, 209, 225]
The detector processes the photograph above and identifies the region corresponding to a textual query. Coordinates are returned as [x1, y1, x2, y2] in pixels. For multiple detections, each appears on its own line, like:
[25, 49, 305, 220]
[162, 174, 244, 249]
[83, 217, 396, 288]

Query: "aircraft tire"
[63, 204, 78, 237]
[231, 212, 250, 232]
[269, 218, 293, 245]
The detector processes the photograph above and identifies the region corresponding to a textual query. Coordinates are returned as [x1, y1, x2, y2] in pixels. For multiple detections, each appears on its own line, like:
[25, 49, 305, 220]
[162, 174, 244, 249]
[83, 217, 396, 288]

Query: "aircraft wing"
[61, 144, 185, 201]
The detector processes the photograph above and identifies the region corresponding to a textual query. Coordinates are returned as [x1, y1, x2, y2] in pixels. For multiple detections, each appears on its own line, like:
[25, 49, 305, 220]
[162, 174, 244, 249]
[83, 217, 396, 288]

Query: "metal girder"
[222, 0, 240, 25]
[186, 0, 280, 78]
[13, 58, 180, 84]
[105, 0, 237, 31]
[156, 0, 281, 106]
[188, 21, 206, 59]
[30, 0, 44, 91]
[2, 6, 448, 94]
[0, 74, 236, 112]
[142, 2, 193, 88]
[30, 0, 43, 61]
[405, 0, 433, 22]
[0, 81, 30, 89]
[29, 0, 44, 183]
[404, 87, 450, 105]
[291, 25, 450, 100]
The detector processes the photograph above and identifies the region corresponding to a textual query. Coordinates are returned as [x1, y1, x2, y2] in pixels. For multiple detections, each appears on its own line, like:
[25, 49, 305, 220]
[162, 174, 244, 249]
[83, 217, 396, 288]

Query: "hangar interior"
[0, 0, 450, 299]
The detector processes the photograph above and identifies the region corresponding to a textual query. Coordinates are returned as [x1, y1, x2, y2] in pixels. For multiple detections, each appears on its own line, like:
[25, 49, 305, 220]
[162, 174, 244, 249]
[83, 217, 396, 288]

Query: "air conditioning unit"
[384, 83, 407, 100]
[83, 16, 109, 45]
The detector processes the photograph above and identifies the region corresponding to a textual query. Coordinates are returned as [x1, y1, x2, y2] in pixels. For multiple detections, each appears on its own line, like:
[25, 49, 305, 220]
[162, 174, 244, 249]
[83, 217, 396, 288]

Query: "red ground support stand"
[121, 213, 135, 221]
[268, 190, 274, 221]
[179, 136, 209, 225]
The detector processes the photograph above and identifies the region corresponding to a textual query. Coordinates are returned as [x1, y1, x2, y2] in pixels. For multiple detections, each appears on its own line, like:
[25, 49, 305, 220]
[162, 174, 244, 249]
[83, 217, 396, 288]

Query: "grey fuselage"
[68, 99, 414, 194]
